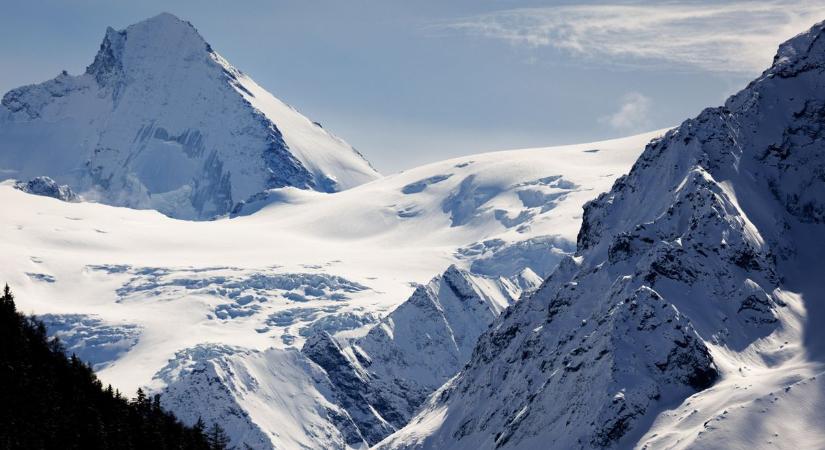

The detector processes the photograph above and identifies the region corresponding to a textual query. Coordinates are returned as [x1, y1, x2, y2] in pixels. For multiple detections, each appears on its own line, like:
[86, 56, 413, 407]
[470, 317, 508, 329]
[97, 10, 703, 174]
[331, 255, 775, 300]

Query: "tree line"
[0, 285, 231, 449]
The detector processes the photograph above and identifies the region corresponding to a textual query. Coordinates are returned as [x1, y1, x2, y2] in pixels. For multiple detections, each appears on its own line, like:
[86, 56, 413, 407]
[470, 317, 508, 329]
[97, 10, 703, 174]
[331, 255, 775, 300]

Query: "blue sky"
[1, 0, 823, 172]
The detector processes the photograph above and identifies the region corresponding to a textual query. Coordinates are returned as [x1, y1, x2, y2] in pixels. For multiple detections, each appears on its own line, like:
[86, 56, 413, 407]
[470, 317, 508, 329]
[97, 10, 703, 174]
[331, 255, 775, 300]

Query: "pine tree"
[207, 422, 231, 450]
[135, 387, 147, 407]
[194, 416, 206, 434]
[0, 284, 14, 314]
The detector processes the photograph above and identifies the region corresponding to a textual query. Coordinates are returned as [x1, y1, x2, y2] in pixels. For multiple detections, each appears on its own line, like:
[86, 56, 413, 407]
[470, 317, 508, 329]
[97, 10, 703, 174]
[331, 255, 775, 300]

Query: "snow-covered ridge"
[378, 20, 825, 450]
[154, 344, 359, 449]
[0, 13, 378, 219]
[302, 265, 535, 446]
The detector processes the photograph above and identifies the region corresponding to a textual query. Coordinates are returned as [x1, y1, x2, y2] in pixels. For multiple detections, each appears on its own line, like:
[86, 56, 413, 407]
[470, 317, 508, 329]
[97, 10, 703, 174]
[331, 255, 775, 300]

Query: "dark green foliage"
[0, 284, 229, 449]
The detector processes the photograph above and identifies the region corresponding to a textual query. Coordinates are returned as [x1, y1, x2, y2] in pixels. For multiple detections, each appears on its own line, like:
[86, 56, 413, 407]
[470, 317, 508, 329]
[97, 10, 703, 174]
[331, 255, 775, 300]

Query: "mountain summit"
[0, 13, 379, 219]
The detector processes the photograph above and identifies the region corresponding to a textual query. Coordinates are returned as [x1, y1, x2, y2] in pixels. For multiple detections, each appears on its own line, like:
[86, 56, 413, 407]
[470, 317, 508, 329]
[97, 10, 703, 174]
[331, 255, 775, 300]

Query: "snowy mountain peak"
[122, 12, 200, 41]
[85, 26, 125, 89]
[769, 20, 825, 76]
[0, 13, 379, 219]
[378, 19, 825, 450]
[86, 13, 207, 89]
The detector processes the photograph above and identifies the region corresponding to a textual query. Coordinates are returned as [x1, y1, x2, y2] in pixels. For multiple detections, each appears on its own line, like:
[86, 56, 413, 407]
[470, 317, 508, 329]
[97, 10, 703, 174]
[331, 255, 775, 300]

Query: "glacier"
[0, 127, 655, 448]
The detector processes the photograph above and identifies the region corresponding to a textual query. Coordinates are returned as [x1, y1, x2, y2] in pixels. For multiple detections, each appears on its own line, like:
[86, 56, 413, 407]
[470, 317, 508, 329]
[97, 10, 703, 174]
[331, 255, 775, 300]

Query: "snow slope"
[0, 13, 378, 219]
[302, 265, 534, 446]
[377, 21, 825, 450]
[0, 131, 656, 449]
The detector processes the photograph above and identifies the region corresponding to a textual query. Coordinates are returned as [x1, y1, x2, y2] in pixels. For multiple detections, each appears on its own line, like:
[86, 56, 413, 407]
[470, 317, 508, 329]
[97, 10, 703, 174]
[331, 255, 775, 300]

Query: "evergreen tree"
[1, 284, 14, 313]
[207, 422, 231, 450]
[194, 416, 207, 434]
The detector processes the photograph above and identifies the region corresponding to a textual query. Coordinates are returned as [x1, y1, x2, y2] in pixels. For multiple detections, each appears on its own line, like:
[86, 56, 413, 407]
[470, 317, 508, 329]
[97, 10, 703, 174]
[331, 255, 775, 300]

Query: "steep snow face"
[352, 266, 521, 393]
[379, 22, 825, 450]
[0, 13, 378, 219]
[302, 266, 529, 445]
[154, 344, 366, 450]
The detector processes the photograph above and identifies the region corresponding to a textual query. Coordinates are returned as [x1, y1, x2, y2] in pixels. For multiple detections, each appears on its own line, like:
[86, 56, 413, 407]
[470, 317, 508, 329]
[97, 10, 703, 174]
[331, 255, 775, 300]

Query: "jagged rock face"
[378, 20, 825, 450]
[302, 332, 396, 445]
[302, 266, 521, 445]
[0, 13, 378, 219]
[14, 176, 78, 202]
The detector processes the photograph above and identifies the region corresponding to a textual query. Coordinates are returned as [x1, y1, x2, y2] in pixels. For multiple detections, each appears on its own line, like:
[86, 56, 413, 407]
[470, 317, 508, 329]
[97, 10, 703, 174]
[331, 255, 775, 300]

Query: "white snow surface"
[0, 13, 378, 220]
[0, 130, 657, 449]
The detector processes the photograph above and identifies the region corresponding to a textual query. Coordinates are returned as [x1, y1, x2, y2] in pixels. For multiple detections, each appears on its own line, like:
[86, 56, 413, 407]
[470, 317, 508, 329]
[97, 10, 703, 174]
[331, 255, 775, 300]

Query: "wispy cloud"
[438, 1, 825, 73]
[600, 92, 652, 132]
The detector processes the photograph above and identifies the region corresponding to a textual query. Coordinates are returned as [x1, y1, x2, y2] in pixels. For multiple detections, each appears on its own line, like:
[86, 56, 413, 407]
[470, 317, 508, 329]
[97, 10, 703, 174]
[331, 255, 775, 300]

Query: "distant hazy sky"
[1, 0, 823, 173]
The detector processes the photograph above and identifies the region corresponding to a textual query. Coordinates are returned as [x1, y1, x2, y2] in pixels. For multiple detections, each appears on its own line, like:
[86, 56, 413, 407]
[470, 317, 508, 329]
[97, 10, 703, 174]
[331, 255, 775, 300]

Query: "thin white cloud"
[439, 1, 825, 73]
[600, 92, 652, 132]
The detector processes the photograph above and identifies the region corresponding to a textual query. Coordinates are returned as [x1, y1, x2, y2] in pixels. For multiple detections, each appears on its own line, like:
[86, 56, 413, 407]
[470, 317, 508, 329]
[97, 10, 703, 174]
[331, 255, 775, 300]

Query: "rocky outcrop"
[14, 176, 79, 202]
